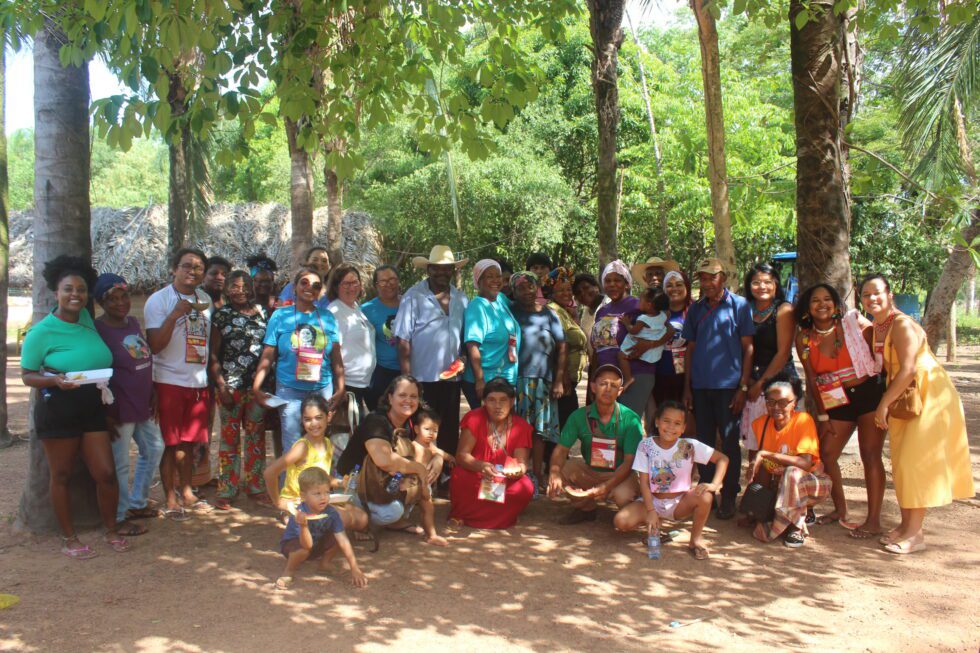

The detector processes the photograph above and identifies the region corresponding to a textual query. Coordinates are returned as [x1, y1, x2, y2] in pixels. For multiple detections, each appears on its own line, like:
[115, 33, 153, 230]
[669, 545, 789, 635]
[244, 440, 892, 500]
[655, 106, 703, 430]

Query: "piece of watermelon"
[439, 358, 465, 380]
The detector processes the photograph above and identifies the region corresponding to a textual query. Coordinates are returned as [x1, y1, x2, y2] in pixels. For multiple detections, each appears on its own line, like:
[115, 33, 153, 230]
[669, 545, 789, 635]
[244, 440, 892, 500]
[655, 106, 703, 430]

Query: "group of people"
[21, 242, 974, 586]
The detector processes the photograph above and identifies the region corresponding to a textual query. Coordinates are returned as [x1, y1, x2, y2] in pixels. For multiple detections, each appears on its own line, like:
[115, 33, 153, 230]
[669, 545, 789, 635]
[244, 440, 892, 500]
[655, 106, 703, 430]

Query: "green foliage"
[7, 129, 33, 211]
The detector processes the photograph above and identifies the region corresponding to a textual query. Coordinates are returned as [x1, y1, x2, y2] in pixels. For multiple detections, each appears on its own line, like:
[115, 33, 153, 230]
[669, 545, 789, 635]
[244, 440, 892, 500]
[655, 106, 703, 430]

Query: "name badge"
[816, 372, 850, 409]
[590, 436, 617, 470]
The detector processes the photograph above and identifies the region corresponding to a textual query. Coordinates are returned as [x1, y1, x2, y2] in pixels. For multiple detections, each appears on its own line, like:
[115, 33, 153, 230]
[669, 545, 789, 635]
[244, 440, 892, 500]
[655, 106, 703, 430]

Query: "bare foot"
[425, 534, 449, 547]
[815, 512, 845, 526]
[274, 576, 292, 591]
[688, 540, 710, 560]
[848, 521, 884, 539]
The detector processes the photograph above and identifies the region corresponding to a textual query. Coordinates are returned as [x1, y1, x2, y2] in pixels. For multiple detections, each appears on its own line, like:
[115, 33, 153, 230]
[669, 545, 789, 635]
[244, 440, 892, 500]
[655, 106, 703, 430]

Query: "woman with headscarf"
[547, 267, 587, 428]
[653, 270, 693, 407]
[589, 260, 658, 417]
[462, 259, 520, 409]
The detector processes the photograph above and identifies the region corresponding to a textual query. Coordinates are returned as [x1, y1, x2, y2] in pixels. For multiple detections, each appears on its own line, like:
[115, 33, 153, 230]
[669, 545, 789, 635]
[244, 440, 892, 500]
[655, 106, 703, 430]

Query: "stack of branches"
[9, 203, 383, 293]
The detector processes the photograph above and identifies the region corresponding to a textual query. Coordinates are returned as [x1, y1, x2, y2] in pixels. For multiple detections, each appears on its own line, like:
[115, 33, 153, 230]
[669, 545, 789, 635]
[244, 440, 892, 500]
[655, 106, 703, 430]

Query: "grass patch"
[956, 311, 980, 345]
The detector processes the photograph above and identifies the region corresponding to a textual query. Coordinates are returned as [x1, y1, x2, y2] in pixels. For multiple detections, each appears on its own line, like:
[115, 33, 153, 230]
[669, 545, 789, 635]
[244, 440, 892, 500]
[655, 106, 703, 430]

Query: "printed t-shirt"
[632, 437, 714, 494]
[512, 306, 564, 381]
[95, 316, 153, 423]
[591, 296, 657, 376]
[212, 305, 268, 390]
[22, 309, 113, 374]
[463, 295, 520, 385]
[144, 285, 213, 388]
[263, 306, 341, 392]
[392, 279, 468, 382]
[656, 309, 687, 376]
[328, 299, 376, 389]
[281, 502, 345, 543]
[681, 290, 755, 390]
[559, 402, 643, 471]
[751, 412, 821, 473]
[361, 297, 400, 371]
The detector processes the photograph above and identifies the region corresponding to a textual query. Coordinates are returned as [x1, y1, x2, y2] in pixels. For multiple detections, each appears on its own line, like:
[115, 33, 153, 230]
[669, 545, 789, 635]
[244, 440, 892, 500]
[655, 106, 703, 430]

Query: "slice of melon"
[439, 358, 465, 380]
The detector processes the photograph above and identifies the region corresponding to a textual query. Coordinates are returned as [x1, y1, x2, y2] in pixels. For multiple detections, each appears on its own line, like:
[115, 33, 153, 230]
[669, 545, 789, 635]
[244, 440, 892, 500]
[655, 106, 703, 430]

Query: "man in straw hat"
[681, 257, 755, 520]
[630, 256, 680, 290]
[393, 245, 469, 457]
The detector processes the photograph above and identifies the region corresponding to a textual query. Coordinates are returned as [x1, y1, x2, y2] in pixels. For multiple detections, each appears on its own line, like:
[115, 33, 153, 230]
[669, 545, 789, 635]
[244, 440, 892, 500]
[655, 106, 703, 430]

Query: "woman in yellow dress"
[860, 275, 975, 554]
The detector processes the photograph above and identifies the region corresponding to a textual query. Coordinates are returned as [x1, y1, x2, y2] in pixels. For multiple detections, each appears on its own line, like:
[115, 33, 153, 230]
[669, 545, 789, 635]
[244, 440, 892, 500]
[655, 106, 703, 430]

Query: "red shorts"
[155, 383, 210, 446]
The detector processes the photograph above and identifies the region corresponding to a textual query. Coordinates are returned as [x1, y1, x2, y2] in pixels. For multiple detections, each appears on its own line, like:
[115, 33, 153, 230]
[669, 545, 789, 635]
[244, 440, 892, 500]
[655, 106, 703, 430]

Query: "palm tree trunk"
[285, 118, 314, 270]
[0, 36, 10, 448]
[790, 0, 853, 301]
[587, 0, 625, 268]
[691, 0, 735, 277]
[19, 19, 99, 533]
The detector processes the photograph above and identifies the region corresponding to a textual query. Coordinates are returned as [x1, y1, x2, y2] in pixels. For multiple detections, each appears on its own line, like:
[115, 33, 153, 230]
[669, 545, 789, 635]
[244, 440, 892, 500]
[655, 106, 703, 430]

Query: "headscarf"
[662, 270, 683, 288]
[510, 272, 539, 289]
[546, 266, 574, 289]
[93, 273, 128, 302]
[249, 259, 276, 277]
[472, 258, 501, 287]
[600, 259, 632, 289]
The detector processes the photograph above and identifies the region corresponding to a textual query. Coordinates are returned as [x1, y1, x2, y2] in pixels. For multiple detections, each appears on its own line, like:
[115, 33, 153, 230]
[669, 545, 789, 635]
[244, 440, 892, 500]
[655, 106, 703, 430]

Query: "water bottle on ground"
[386, 472, 403, 495]
[647, 530, 662, 560]
[345, 465, 360, 495]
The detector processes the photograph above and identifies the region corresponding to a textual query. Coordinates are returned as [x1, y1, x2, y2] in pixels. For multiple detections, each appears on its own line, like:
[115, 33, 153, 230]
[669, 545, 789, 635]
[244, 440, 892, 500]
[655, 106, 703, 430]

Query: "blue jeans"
[111, 419, 165, 521]
[276, 383, 333, 453]
[691, 388, 742, 501]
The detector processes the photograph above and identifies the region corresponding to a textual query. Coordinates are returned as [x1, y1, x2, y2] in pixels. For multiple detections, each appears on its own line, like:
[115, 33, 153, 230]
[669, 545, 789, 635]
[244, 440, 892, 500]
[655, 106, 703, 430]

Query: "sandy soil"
[0, 351, 978, 653]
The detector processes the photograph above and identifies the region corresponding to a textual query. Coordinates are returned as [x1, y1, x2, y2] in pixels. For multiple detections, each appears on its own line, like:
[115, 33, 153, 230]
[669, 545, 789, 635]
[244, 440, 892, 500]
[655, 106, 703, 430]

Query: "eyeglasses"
[340, 280, 361, 288]
[765, 398, 795, 409]
[178, 263, 205, 273]
[376, 277, 399, 286]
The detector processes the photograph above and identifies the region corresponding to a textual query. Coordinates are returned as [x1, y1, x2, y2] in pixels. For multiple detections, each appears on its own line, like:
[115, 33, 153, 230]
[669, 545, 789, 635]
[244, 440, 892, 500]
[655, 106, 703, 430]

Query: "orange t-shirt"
[751, 412, 821, 473]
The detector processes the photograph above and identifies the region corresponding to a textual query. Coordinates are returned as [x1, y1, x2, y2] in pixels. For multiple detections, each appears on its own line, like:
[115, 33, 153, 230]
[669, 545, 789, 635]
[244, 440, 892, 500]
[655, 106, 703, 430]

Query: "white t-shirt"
[632, 437, 714, 494]
[328, 299, 375, 389]
[621, 312, 668, 364]
[144, 285, 212, 388]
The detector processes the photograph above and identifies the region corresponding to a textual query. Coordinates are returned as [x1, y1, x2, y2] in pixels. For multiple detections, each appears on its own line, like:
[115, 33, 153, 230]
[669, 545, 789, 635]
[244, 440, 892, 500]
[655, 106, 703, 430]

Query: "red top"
[459, 407, 533, 462]
[809, 335, 854, 375]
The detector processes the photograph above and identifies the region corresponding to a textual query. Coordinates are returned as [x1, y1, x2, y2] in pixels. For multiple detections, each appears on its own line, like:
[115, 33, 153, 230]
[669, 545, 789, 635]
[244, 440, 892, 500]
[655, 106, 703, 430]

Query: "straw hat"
[630, 256, 680, 287]
[412, 245, 468, 269]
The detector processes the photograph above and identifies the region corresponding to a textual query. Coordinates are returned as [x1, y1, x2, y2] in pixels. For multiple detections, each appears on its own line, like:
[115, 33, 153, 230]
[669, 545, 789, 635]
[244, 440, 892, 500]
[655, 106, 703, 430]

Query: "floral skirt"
[515, 377, 560, 443]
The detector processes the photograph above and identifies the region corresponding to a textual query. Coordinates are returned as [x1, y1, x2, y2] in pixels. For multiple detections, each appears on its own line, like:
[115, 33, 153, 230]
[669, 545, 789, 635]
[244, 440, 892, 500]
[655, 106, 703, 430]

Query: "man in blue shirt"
[682, 258, 755, 519]
[393, 245, 469, 456]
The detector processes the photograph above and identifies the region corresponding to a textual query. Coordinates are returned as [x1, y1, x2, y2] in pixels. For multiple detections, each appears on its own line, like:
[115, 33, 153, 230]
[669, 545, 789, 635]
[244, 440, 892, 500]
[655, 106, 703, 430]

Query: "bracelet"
[816, 414, 830, 422]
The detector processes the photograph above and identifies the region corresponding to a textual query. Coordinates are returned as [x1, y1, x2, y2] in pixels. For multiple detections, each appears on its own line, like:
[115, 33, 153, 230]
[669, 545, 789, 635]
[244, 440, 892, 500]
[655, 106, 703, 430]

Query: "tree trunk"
[0, 36, 10, 448]
[967, 267, 975, 316]
[691, 0, 735, 278]
[923, 209, 980, 350]
[586, 0, 625, 268]
[167, 71, 191, 255]
[790, 0, 853, 302]
[285, 119, 315, 270]
[20, 20, 99, 533]
[625, 10, 669, 254]
[324, 159, 344, 266]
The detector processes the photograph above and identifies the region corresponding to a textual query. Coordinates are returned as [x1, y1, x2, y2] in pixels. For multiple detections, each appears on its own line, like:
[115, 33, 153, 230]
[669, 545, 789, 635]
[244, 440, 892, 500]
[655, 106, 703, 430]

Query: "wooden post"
[947, 301, 957, 362]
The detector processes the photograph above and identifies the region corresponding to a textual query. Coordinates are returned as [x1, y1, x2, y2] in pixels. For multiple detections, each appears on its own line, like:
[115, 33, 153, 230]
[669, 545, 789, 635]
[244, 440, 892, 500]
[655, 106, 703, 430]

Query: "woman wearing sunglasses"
[254, 266, 346, 454]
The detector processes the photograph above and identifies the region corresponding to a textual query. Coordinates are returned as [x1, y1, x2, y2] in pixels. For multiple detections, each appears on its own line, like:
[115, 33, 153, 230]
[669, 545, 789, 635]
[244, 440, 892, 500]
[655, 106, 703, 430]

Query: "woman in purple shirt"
[94, 274, 164, 531]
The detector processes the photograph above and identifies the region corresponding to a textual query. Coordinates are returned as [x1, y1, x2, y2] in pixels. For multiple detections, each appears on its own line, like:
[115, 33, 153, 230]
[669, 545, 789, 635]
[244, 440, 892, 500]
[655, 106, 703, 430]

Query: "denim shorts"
[351, 495, 406, 526]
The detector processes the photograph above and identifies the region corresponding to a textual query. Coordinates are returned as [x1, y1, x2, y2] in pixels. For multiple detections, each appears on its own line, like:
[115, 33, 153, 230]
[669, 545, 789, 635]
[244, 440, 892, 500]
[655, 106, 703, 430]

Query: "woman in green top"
[547, 269, 586, 429]
[20, 256, 139, 559]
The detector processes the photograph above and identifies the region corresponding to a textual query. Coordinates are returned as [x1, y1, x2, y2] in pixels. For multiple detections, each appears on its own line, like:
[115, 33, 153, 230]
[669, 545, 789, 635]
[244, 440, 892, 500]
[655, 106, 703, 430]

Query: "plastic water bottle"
[386, 472, 403, 495]
[647, 531, 662, 560]
[344, 465, 360, 495]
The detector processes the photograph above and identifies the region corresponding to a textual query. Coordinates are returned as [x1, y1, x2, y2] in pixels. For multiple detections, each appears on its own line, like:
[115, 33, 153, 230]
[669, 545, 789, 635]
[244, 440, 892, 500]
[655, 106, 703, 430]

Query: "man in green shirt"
[547, 364, 642, 524]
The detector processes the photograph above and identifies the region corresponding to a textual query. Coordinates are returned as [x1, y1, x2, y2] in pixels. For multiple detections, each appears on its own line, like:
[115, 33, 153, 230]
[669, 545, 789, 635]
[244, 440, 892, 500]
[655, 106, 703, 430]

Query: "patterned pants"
[217, 388, 267, 499]
[759, 464, 832, 541]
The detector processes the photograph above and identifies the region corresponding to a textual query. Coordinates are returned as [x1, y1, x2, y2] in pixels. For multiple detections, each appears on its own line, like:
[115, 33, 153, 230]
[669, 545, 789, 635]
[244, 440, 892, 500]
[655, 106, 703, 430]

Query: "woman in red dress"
[449, 378, 535, 529]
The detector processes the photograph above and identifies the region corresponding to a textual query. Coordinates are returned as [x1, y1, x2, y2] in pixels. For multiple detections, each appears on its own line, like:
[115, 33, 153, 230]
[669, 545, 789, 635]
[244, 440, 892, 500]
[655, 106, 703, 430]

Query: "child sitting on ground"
[276, 467, 367, 589]
[411, 407, 454, 486]
[613, 401, 728, 560]
[617, 286, 674, 388]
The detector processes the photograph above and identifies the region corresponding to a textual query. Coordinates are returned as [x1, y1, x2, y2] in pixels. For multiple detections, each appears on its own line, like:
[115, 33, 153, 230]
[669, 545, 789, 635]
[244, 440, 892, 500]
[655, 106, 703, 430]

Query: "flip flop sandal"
[688, 545, 710, 560]
[353, 528, 380, 553]
[849, 527, 883, 539]
[104, 534, 131, 553]
[164, 508, 190, 522]
[188, 500, 214, 513]
[114, 520, 148, 537]
[274, 576, 292, 591]
[214, 499, 233, 511]
[814, 513, 843, 526]
[883, 538, 926, 555]
[61, 538, 98, 560]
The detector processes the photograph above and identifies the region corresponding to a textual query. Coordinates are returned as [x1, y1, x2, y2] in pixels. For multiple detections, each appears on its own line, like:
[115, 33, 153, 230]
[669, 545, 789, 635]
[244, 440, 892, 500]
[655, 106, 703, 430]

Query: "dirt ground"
[0, 350, 978, 653]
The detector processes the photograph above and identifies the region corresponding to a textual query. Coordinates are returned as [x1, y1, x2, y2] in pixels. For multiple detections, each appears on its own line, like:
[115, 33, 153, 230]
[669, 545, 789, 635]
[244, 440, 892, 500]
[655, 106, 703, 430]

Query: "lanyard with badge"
[669, 309, 688, 374]
[173, 286, 208, 365]
[588, 405, 620, 470]
[293, 306, 328, 383]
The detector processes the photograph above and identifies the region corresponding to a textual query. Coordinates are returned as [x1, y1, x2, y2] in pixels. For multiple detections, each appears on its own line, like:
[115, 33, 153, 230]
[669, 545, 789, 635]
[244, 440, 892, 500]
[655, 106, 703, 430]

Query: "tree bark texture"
[0, 38, 10, 447]
[323, 148, 344, 267]
[22, 21, 100, 533]
[586, 0, 625, 268]
[167, 68, 191, 256]
[691, 0, 735, 278]
[790, 0, 853, 303]
[285, 118, 314, 270]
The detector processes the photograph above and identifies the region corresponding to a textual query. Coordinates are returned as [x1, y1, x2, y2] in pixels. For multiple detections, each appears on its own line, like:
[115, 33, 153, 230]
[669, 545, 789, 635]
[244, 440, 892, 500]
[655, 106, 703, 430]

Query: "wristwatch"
[739, 384, 748, 392]
[816, 414, 830, 422]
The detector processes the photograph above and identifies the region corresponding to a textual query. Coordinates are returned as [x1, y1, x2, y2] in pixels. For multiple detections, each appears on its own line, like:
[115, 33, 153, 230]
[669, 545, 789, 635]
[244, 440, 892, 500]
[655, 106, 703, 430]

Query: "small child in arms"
[411, 407, 454, 487]
[276, 467, 367, 590]
[618, 286, 674, 388]
[615, 401, 728, 560]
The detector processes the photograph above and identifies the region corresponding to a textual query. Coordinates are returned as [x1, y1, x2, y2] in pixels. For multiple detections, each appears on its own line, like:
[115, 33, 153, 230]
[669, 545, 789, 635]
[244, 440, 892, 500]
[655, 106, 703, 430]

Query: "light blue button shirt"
[392, 279, 468, 382]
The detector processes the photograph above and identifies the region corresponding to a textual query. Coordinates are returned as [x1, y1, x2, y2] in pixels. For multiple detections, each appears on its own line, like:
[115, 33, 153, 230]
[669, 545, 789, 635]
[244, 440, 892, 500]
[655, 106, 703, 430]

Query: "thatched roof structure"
[10, 204, 383, 292]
